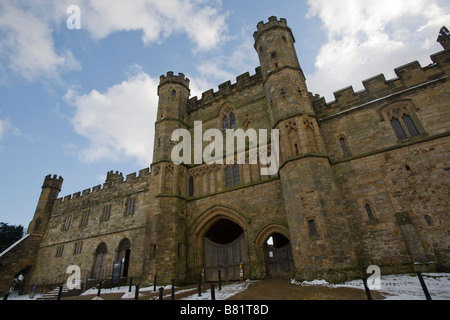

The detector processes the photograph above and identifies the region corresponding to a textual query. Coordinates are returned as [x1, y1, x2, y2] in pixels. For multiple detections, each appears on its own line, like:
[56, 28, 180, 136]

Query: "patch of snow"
[292, 273, 450, 300]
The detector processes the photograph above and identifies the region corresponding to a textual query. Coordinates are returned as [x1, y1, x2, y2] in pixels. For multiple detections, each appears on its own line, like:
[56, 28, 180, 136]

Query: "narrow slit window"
[340, 138, 350, 156]
[365, 204, 375, 221]
[424, 215, 433, 226]
[308, 220, 318, 236]
[188, 176, 194, 197]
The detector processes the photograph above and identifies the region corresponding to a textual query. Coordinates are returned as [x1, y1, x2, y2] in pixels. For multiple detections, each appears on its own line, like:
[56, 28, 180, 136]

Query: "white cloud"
[0, 117, 9, 140]
[305, 0, 450, 101]
[0, 0, 229, 82]
[193, 29, 259, 95]
[0, 1, 81, 81]
[64, 66, 159, 166]
[76, 0, 229, 51]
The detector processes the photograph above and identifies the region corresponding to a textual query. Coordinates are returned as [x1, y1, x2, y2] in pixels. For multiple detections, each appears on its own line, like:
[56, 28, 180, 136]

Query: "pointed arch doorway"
[265, 233, 295, 277]
[117, 239, 131, 279]
[256, 225, 295, 278]
[203, 219, 246, 282]
[92, 242, 107, 280]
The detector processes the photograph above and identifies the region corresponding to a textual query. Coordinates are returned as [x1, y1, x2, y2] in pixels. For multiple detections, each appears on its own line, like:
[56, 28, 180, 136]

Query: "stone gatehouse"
[1, 16, 449, 292]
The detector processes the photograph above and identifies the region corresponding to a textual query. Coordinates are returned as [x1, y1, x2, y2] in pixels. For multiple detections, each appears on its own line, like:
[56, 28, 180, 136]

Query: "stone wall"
[30, 169, 151, 284]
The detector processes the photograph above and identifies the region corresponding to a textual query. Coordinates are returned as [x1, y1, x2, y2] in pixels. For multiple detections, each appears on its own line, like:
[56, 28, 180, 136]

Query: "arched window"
[384, 103, 421, 140]
[225, 165, 241, 187]
[188, 176, 194, 197]
[221, 104, 236, 131]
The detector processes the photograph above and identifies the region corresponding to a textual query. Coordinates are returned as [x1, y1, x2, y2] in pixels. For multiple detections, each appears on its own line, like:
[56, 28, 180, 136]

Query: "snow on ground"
[6, 273, 450, 300]
[294, 273, 450, 300]
[179, 280, 255, 301]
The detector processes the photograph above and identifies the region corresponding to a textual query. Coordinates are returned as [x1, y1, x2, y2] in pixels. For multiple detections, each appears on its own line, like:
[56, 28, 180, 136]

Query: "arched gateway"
[255, 224, 295, 278]
[190, 207, 249, 282]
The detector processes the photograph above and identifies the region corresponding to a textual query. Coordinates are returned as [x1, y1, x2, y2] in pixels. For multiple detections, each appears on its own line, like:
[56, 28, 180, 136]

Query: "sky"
[0, 0, 449, 228]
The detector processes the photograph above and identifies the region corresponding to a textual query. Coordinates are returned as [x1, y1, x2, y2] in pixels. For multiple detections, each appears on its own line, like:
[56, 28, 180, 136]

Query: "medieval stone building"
[1, 17, 449, 293]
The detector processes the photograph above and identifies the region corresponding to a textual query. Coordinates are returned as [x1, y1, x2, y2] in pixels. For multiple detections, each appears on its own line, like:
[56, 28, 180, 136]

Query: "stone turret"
[153, 72, 190, 164]
[254, 17, 358, 282]
[27, 175, 63, 235]
[254, 16, 314, 127]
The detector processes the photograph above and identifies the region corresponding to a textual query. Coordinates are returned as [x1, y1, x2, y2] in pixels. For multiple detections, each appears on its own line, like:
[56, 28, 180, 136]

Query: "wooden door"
[204, 233, 246, 282]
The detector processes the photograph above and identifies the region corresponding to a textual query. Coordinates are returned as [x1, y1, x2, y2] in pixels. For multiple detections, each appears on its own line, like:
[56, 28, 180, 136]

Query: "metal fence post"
[362, 278, 372, 300]
[135, 284, 140, 301]
[153, 275, 157, 292]
[57, 285, 64, 300]
[210, 284, 215, 301]
[198, 274, 202, 297]
[159, 287, 164, 300]
[128, 278, 133, 293]
[416, 272, 432, 300]
[97, 281, 102, 297]
[218, 270, 222, 291]
[171, 279, 175, 300]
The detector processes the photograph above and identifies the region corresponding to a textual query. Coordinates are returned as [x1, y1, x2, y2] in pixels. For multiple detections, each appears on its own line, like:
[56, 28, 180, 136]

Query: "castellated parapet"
[158, 72, 190, 93]
[55, 168, 150, 204]
[42, 174, 63, 190]
[187, 67, 262, 113]
[313, 50, 450, 118]
[253, 16, 295, 43]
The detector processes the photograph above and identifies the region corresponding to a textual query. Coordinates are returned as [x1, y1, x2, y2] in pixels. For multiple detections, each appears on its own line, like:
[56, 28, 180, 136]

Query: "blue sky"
[0, 0, 449, 228]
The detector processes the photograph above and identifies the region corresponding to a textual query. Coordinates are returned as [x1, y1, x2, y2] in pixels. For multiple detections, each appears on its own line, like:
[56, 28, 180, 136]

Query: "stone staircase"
[37, 284, 83, 300]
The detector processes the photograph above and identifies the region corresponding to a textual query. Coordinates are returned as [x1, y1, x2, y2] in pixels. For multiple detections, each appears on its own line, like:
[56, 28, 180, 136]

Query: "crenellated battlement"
[187, 67, 263, 113]
[313, 50, 450, 118]
[55, 168, 151, 204]
[42, 174, 64, 190]
[253, 16, 293, 43]
[105, 170, 123, 183]
[159, 71, 190, 93]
